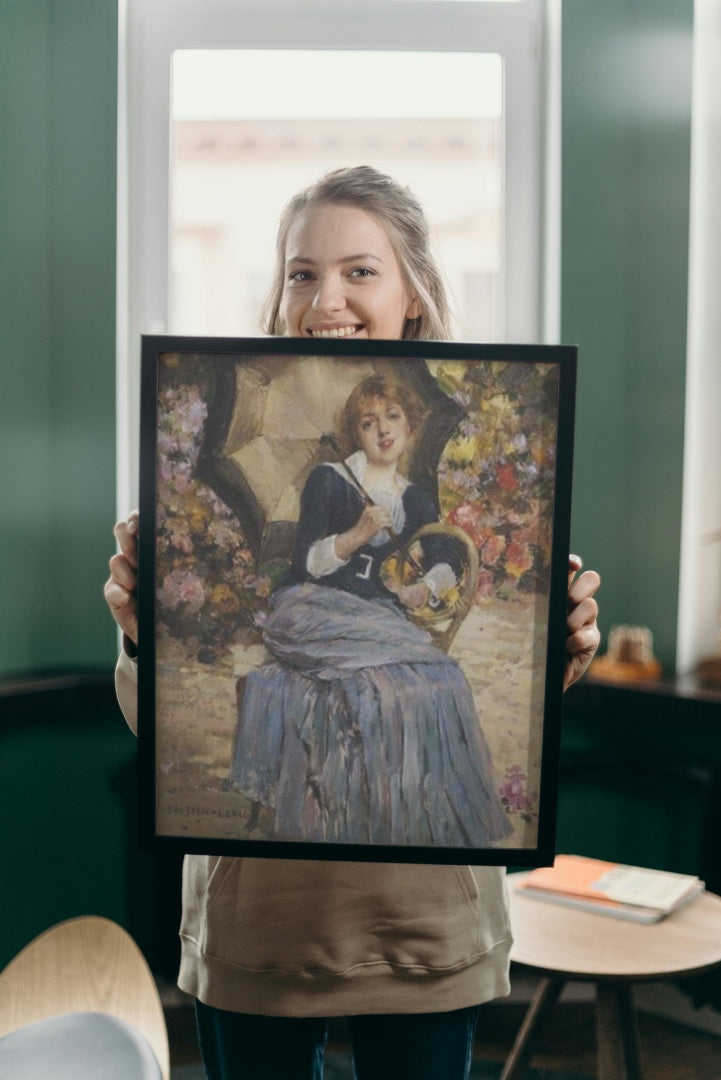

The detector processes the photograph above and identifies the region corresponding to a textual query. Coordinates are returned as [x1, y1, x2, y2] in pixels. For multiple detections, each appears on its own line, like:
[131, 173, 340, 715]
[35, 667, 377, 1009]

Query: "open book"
[516, 854, 705, 923]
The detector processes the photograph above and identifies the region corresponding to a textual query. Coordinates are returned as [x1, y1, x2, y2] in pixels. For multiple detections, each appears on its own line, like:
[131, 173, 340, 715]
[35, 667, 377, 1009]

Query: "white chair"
[0, 915, 170, 1079]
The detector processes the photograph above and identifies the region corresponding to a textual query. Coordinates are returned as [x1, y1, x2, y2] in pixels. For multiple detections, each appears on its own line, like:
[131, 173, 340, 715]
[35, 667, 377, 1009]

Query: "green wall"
[0, 682, 183, 973]
[0, 0, 118, 675]
[0, 0, 130, 970]
[562, 0, 693, 670]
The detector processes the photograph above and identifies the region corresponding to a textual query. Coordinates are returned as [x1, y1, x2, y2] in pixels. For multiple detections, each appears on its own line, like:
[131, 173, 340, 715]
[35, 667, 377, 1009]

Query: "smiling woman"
[264, 167, 451, 342]
[281, 205, 421, 340]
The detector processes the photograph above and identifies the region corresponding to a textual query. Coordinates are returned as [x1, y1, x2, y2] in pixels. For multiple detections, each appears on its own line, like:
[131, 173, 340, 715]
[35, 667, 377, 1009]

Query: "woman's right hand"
[334, 503, 392, 560]
[103, 510, 139, 646]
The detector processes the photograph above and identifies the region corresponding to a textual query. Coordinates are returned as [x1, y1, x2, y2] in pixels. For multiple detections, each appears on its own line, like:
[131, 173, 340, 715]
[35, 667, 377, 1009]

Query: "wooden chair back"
[0, 916, 169, 1080]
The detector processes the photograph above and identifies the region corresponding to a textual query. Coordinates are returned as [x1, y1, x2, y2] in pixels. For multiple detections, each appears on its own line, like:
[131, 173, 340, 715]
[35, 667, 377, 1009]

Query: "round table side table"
[502, 873, 721, 1080]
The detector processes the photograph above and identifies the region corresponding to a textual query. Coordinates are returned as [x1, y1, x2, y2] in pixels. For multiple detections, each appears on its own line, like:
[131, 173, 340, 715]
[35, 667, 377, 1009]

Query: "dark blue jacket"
[285, 465, 457, 603]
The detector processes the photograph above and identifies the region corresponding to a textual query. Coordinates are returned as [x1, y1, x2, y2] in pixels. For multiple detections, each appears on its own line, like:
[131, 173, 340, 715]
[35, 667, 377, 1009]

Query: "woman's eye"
[288, 269, 313, 283]
[349, 267, 374, 279]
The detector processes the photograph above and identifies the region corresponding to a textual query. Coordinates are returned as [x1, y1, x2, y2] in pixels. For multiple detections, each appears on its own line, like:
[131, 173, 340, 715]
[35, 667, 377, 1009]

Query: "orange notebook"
[517, 855, 704, 923]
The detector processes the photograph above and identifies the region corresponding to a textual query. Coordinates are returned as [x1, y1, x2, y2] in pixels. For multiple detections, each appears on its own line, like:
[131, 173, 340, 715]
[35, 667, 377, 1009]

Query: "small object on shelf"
[696, 527, 721, 687]
[696, 653, 721, 689]
[515, 854, 705, 923]
[590, 623, 662, 682]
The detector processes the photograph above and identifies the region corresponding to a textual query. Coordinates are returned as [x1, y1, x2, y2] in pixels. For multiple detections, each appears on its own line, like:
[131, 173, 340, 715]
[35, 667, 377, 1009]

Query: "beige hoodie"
[116, 650, 512, 1016]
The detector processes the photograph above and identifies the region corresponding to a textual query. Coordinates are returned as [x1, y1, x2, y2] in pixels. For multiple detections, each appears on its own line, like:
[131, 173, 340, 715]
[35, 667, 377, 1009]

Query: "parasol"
[197, 352, 465, 565]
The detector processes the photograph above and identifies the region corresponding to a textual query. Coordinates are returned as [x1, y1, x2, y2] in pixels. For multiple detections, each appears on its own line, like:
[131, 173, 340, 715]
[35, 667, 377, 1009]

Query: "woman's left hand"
[394, 581, 431, 610]
[564, 554, 601, 691]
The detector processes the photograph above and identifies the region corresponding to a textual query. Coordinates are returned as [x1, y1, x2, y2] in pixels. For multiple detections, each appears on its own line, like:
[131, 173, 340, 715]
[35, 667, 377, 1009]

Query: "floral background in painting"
[433, 358, 558, 602]
[152, 354, 559, 847]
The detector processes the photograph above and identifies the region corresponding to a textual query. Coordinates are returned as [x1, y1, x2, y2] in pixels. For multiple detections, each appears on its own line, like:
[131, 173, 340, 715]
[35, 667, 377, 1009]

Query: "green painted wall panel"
[0, 2, 55, 671]
[562, 0, 693, 669]
[0, 0, 118, 674]
[0, 712, 135, 965]
[0, 684, 183, 976]
[559, 685, 721, 887]
[47, 0, 119, 667]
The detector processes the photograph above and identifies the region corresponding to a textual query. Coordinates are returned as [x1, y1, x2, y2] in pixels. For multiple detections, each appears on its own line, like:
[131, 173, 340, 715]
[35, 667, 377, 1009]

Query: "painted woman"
[227, 371, 512, 849]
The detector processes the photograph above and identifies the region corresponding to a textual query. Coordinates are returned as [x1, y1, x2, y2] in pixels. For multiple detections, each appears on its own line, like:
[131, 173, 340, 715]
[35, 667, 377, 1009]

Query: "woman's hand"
[334, 503, 392, 561]
[103, 510, 139, 646]
[393, 581, 431, 611]
[564, 554, 601, 691]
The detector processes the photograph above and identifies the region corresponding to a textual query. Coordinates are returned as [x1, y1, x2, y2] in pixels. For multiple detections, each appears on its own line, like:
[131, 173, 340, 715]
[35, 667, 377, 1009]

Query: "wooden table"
[502, 874, 721, 1080]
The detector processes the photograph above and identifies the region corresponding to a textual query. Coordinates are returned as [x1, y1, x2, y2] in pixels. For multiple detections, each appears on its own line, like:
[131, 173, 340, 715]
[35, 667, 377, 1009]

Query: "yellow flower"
[210, 584, 240, 613]
[413, 585, 461, 622]
[528, 433, 552, 467]
[428, 360, 468, 394]
[472, 394, 519, 459]
[445, 434, 478, 469]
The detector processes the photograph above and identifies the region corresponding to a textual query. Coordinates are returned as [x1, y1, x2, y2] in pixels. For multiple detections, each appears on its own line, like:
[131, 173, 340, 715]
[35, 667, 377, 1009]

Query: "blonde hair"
[339, 374, 426, 456]
[262, 166, 453, 341]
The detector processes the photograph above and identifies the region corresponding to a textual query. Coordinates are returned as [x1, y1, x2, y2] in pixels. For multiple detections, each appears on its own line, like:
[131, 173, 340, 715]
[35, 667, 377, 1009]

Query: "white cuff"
[423, 562, 457, 598]
[306, 535, 348, 578]
[115, 650, 139, 735]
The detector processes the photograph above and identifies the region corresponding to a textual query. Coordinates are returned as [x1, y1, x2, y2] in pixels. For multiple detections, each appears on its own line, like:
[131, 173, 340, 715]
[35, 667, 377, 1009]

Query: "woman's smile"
[307, 323, 364, 339]
[281, 204, 421, 340]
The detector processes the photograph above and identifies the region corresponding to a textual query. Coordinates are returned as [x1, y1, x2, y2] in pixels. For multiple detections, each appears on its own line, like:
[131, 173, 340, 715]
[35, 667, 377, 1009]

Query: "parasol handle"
[319, 434, 425, 576]
[320, 434, 375, 505]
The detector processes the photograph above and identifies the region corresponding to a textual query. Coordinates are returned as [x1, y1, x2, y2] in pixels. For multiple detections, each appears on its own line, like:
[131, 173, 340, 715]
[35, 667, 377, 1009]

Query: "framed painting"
[137, 336, 576, 865]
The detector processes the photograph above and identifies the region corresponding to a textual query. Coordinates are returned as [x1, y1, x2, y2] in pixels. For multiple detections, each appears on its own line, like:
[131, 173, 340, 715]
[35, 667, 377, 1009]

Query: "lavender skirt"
[227, 584, 511, 848]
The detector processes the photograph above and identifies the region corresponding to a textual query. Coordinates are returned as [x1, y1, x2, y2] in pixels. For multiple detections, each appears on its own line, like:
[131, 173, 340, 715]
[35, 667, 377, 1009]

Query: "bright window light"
[172, 50, 502, 121]
[170, 50, 503, 341]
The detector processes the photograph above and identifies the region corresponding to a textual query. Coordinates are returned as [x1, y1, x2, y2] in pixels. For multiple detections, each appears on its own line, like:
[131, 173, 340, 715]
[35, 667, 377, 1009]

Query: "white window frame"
[116, 0, 559, 511]
[676, 0, 721, 674]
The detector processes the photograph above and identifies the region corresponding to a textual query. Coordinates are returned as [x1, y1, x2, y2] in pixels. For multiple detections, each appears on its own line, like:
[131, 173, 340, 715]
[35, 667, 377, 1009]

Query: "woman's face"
[281, 203, 421, 340]
[355, 397, 411, 468]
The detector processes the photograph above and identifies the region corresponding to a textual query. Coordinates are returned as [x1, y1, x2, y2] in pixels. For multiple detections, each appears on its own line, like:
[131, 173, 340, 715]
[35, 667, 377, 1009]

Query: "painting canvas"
[138, 336, 576, 865]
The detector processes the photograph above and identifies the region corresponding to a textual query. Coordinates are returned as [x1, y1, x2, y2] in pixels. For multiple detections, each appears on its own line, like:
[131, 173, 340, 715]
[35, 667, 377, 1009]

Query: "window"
[118, 0, 557, 509]
[169, 49, 503, 340]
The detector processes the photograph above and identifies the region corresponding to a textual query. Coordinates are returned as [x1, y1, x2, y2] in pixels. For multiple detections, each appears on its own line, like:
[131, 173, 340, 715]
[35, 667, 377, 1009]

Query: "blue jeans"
[195, 1000, 481, 1080]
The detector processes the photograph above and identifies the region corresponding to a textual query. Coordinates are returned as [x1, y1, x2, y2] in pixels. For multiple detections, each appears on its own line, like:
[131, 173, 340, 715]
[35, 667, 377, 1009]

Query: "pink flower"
[481, 534, 506, 566]
[448, 502, 478, 528]
[173, 473, 195, 495]
[448, 503, 487, 550]
[499, 764, 536, 813]
[474, 569, 496, 600]
[157, 569, 206, 613]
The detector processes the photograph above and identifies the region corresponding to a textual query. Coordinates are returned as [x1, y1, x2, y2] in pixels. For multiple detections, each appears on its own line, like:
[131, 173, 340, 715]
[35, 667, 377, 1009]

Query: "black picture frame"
[138, 335, 576, 866]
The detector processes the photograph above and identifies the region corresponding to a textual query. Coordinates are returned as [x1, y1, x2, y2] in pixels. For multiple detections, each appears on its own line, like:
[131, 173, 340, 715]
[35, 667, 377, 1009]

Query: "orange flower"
[505, 540, 534, 580]
[495, 461, 518, 492]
